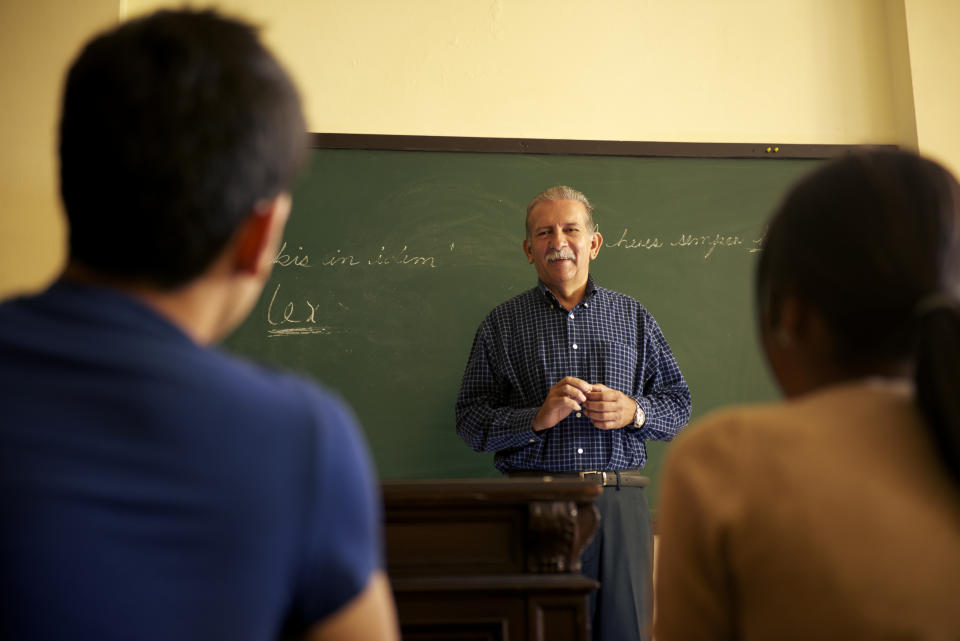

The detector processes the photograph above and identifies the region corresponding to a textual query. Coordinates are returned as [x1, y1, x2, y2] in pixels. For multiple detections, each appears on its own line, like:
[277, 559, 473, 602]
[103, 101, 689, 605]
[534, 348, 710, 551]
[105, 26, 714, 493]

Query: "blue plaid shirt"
[456, 276, 691, 473]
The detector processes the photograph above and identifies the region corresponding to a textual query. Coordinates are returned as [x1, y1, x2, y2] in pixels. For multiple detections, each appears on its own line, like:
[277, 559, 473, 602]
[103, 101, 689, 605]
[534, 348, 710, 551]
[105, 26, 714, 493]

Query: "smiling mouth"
[546, 251, 574, 263]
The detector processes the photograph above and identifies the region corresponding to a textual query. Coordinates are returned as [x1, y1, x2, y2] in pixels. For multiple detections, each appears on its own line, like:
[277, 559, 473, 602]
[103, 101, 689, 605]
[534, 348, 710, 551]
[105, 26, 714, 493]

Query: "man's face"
[522, 199, 602, 294]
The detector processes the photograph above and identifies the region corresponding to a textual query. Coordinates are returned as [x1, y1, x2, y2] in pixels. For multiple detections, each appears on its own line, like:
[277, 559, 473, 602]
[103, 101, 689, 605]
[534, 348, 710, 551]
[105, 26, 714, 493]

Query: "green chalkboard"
[222, 136, 846, 507]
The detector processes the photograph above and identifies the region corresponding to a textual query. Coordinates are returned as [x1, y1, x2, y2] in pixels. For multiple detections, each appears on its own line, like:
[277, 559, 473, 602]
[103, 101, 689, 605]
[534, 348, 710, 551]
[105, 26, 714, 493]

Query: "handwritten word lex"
[274, 242, 438, 269]
[265, 282, 334, 338]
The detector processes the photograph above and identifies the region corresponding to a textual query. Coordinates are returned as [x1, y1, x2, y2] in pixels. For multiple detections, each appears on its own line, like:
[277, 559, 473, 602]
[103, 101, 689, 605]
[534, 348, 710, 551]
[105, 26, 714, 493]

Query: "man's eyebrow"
[534, 221, 582, 230]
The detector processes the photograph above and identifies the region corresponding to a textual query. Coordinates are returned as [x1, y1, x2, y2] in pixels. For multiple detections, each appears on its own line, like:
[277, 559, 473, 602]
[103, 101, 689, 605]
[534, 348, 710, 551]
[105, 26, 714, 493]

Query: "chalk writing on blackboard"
[605, 229, 664, 250]
[323, 249, 361, 266]
[603, 227, 764, 260]
[669, 233, 743, 259]
[266, 282, 323, 327]
[268, 326, 332, 337]
[274, 241, 439, 269]
[368, 246, 437, 268]
[274, 230, 764, 272]
[274, 242, 312, 267]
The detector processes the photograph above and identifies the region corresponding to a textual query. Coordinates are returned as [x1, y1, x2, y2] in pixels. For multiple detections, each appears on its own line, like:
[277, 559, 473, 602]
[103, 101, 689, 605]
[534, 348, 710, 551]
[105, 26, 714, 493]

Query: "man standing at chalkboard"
[456, 185, 691, 641]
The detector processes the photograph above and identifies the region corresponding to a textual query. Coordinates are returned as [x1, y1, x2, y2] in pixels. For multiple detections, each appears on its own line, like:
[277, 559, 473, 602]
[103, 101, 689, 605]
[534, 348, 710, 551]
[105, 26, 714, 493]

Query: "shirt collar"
[536, 274, 599, 308]
[48, 279, 195, 344]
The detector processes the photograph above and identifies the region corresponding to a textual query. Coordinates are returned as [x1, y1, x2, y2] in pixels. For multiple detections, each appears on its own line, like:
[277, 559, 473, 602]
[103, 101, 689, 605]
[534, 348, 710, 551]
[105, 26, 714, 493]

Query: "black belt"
[508, 470, 649, 488]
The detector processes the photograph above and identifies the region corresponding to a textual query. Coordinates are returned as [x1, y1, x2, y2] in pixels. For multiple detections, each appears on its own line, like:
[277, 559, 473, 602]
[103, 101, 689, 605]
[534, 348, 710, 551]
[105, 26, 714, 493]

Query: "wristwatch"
[633, 399, 646, 427]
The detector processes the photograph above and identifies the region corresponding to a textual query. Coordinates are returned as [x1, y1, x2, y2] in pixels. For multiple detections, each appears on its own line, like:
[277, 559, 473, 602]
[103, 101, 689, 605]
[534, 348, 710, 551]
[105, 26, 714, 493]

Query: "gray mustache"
[546, 250, 574, 262]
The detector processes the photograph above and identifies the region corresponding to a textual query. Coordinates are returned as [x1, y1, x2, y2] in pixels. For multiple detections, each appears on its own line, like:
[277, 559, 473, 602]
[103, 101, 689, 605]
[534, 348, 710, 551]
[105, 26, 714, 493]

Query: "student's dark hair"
[59, 9, 307, 289]
[757, 149, 960, 486]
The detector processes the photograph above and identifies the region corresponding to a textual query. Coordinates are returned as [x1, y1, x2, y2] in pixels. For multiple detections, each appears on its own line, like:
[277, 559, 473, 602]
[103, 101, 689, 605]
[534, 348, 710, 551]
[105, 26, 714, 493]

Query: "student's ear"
[776, 294, 815, 344]
[233, 193, 292, 276]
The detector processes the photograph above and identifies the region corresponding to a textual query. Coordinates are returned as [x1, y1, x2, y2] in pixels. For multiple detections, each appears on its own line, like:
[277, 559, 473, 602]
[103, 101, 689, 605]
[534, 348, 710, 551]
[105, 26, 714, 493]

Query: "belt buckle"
[578, 470, 605, 485]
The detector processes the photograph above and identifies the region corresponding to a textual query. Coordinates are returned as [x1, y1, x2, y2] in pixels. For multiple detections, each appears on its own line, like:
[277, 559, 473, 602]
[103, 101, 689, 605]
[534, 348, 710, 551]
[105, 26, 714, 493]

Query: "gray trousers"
[579, 485, 654, 641]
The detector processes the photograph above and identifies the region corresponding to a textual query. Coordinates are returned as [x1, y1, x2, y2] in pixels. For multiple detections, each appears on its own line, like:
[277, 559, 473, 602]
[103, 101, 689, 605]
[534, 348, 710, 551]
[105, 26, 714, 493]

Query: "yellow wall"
[0, 0, 117, 297]
[127, 0, 916, 144]
[905, 0, 960, 177]
[1, 0, 957, 297]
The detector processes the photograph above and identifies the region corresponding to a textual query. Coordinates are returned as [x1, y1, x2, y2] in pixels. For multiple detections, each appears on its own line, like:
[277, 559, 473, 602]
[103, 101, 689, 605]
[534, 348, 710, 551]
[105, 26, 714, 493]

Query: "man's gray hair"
[525, 185, 596, 238]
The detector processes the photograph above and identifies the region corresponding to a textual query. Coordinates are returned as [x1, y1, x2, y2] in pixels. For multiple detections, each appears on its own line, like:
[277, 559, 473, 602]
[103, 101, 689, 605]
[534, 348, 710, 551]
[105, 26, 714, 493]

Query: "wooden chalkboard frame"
[311, 132, 897, 159]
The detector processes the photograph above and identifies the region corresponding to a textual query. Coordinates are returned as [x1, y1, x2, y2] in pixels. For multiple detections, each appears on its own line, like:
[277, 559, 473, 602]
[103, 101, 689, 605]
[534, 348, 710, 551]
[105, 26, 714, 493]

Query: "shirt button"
[576, 412, 582, 418]
[572, 344, 578, 350]
[577, 448, 584, 454]
[568, 313, 575, 319]
[584, 302, 590, 308]
[529, 438, 536, 443]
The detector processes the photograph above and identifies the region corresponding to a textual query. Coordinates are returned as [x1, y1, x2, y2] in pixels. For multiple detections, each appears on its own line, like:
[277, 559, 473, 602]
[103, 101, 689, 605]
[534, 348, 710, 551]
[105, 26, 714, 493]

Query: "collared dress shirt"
[456, 276, 691, 473]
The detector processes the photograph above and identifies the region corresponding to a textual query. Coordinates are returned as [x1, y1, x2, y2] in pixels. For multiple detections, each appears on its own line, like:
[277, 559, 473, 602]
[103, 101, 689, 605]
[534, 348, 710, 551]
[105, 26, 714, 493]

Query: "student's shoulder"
[668, 388, 871, 472]
[681, 380, 913, 448]
[226, 348, 335, 398]
[667, 401, 790, 467]
[203, 347, 358, 433]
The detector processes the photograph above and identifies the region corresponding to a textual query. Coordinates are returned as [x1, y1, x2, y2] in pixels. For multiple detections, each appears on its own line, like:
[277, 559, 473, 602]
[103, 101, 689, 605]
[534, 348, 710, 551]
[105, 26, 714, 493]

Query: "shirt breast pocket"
[594, 340, 638, 395]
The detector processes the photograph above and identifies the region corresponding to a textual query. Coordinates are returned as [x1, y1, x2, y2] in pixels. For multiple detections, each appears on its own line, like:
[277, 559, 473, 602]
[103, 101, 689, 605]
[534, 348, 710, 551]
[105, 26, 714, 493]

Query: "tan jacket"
[655, 379, 960, 641]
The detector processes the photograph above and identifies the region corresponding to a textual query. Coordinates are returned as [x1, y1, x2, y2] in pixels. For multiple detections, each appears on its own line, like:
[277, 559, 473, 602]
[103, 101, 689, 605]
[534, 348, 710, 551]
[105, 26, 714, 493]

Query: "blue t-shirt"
[0, 281, 381, 641]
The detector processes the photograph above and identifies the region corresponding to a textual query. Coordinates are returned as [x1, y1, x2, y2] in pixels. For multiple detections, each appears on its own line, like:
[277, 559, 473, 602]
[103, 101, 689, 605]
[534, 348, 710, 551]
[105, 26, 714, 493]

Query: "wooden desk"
[382, 478, 602, 641]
